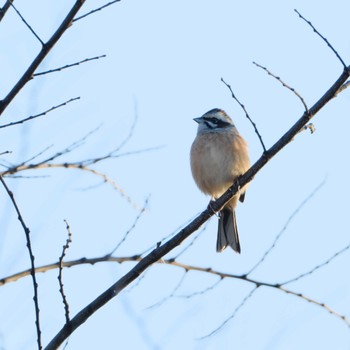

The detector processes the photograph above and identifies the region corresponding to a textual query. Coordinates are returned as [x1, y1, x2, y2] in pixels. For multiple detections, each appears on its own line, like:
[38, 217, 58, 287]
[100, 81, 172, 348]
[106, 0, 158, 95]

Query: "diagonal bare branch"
[10, 2, 44, 45]
[252, 61, 310, 114]
[294, 9, 347, 69]
[0, 97, 80, 129]
[221, 77, 267, 152]
[73, 0, 120, 22]
[0, 0, 86, 116]
[246, 179, 326, 276]
[34, 55, 106, 77]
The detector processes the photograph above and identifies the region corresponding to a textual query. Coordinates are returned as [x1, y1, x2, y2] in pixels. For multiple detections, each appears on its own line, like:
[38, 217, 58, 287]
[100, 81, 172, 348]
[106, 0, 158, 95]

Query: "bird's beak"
[193, 117, 203, 124]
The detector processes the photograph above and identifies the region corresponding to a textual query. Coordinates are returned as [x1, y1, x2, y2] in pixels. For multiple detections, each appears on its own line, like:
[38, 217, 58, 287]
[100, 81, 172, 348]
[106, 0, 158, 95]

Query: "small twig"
[80, 145, 163, 166]
[221, 77, 266, 152]
[0, 150, 12, 156]
[10, 2, 44, 45]
[0, 176, 42, 349]
[199, 286, 259, 339]
[0, 97, 80, 129]
[282, 242, 350, 285]
[2, 162, 139, 208]
[171, 225, 206, 260]
[145, 271, 187, 309]
[73, 0, 120, 22]
[279, 285, 350, 325]
[107, 196, 150, 256]
[34, 55, 106, 76]
[295, 9, 347, 69]
[177, 277, 223, 299]
[252, 61, 310, 114]
[246, 179, 326, 276]
[58, 220, 73, 324]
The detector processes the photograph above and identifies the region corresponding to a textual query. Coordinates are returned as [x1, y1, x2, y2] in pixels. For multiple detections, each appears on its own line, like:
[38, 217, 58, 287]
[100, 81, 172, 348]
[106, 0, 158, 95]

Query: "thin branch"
[221, 77, 266, 152]
[58, 220, 73, 324]
[177, 277, 223, 299]
[145, 271, 187, 309]
[107, 196, 150, 256]
[0, 97, 80, 129]
[2, 254, 349, 330]
[279, 285, 349, 325]
[2, 162, 139, 208]
[200, 286, 259, 339]
[10, 2, 44, 45]
[0, 176, 42, 349]
[171, 225, 206, 260]
[252, 61, 310, 114]
[80, 145, 163, 166]
[73, 0, 120, 22]
[246, 179, 326, 276]
[34, 55, 106, 77]
[294, 9, 347, 69]
[282, 242, 350, 285]
[0, 0, 86, 115]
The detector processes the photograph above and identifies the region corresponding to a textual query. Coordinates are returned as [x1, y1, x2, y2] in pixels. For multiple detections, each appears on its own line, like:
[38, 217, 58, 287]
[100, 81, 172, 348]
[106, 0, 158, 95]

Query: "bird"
[190, 108, 250, 253]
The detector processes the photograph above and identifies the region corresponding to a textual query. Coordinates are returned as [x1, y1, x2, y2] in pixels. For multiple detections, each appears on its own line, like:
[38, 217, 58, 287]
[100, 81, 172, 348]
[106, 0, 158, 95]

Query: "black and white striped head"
[194, 108, 235, 134]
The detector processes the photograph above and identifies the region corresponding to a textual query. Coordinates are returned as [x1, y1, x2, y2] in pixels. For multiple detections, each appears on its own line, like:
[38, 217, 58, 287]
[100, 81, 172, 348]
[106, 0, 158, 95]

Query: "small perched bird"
[190, 108, 250, 253]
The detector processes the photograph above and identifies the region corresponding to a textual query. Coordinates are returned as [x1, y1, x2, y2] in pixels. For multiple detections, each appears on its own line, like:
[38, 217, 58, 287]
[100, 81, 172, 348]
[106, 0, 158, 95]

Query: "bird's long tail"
[217, 208, 241, 253]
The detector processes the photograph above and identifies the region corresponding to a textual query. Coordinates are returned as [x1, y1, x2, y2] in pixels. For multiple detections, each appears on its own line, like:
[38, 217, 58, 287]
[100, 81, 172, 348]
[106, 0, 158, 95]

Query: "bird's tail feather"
[217, 208, 241, 253]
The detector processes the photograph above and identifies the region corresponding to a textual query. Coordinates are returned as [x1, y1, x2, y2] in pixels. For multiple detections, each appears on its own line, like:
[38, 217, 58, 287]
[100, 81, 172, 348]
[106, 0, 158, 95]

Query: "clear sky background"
[0, 1, 350, 349]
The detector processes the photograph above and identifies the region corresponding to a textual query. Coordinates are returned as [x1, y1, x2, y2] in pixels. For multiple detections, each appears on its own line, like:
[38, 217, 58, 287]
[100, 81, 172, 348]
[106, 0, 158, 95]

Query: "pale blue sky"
[0, 1, 350, 349]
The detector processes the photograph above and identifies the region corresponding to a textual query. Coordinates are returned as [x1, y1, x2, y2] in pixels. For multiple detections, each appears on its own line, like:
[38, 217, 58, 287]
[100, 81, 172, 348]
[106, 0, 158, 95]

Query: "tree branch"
[0, 0, 86, 116]
[0, 176, 42, 349]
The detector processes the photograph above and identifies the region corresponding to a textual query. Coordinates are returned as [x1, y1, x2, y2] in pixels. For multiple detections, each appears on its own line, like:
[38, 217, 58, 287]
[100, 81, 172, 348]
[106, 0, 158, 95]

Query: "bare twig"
[73, 0, 120, 22]
[221, 77, 266, 152]
[107, 196, 150, 256]
[10, 2, 44, 45]
[2, 162, 139, 208]
[282, 242, 350, 285]
[294, 9, 347, 69]
[252, 61, 310, 114]
[177, 277, 223, 299]
[200, 286, 259, 339]
[0, 150, 12, 156]
[0, 0, 86, 115]
[246, 179, 326, 276]
[146, 271, 187, 309]
[58, 220, 73, 324]
[0, 97, 80, 129]
[34, 55, 106, 76]
[0, 176, 42, 349]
